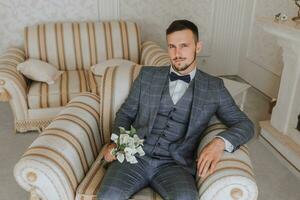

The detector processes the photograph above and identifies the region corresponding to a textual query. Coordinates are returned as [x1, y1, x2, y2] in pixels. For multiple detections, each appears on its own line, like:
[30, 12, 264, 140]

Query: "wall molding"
[98, 0, 120, 21]
[207, 0, 248, 75]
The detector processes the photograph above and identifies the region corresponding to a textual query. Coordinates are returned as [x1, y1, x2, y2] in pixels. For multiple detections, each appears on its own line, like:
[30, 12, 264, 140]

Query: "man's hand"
[197, 138, 225, 177]
[103, 143, 117, 162]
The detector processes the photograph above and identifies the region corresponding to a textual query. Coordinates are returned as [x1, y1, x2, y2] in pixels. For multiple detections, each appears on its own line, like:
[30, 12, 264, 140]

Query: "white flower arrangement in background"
[110, 126, 145, 164]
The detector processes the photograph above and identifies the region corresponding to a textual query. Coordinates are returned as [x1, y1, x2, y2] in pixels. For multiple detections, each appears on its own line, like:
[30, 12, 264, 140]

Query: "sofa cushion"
[27, 70, 90, 109]
[90, 58, 139, 76]
[17, 58, 63, 84]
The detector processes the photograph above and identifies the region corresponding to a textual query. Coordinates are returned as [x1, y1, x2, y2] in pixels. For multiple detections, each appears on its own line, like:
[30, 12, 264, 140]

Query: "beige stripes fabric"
[14, 93, 100, 200]
[40, 83, 48, 108]
[196, 123, 257, 198]
[104, 22, 113, 60]
[87, 70, 100, 96]
[0, 48, 27, 98]
[97, 63, 142, 144]
[56, 23, 66, 70]
[43, 128, 89, 173]
[119, 21, 129, 60]
[25, 21, 141, 70]
[72, 23, 84, 70]
[100, 66, 117, 144]
[75, 144, 107, 200]
[27, 70, 90, 109]
[23, 146, 79, 191]
[65, 102, 100, 155]
[87, 22, 97, 66]
[140, 41, 170, 66]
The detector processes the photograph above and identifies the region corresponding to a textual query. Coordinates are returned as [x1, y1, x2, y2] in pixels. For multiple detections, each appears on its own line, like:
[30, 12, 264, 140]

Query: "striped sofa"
[14, 64, 258, 200]
[0, 20, 169, 133]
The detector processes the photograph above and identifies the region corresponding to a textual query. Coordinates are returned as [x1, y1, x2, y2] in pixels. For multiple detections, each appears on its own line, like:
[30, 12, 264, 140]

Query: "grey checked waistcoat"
[142, 79, 194, 160]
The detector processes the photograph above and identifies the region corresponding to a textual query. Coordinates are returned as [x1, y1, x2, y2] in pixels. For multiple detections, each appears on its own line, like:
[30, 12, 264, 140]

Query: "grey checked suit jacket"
[113, 66, 254, 171]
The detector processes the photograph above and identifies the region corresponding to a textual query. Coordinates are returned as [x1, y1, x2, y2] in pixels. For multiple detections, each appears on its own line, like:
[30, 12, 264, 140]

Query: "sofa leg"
[29, 188, 40, 200]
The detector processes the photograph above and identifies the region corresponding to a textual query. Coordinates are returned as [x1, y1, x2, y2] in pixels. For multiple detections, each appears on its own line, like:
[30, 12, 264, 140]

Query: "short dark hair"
[166, 19, 199, 42]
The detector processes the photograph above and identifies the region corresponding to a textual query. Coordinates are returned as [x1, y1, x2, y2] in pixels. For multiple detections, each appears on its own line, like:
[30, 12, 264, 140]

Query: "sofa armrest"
[196, 123, 258, 200]
[14, 93, 102, 200]
[0, 48, 28, 121]
[140, 41, 170, 66]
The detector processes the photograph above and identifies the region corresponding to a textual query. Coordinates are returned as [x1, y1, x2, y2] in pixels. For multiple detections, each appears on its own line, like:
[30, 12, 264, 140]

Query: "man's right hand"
[103, 143, 117, 162]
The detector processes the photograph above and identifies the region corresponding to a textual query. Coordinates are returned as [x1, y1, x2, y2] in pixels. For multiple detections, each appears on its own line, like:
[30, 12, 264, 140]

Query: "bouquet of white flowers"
[110, 126, 145, 164]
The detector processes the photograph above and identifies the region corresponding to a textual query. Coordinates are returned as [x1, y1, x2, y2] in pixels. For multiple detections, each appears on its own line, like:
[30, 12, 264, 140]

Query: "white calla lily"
[110, 133, 119, 143]
[116, 152, 125, 163]
[136, 146, 145, 156]
[119, 134, 130, 144]
[126, 154, 138, 164]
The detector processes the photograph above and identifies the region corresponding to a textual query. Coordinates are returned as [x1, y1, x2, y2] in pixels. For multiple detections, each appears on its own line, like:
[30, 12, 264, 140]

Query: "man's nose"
[175, 48, 181, 58]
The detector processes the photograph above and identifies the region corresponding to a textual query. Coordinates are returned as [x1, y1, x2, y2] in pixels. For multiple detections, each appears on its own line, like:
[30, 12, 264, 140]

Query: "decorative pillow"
[90, 59, 139, 76]
[17, 59, 63, 84]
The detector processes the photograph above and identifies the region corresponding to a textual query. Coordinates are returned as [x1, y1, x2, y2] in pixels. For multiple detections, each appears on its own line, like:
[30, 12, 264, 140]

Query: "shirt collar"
[170, 65, 197, 81]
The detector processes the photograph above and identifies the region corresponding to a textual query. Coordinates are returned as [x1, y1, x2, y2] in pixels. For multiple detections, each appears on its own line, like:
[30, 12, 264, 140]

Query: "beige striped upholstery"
[25, 21, 141, 70]
[0, 48, 27, 98]
[140, 41, 170, 66]
[14, 93, 101, 200]
[97, 64, 143, 144]
[27, 70, 90, 109]
[197, 123, 258, 200]
[0, 48, 29, 121]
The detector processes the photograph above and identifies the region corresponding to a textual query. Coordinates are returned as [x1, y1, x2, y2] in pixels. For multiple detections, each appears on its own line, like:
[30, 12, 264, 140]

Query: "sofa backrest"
[97, 64, 142, 143]
[24, 21, 141, 70]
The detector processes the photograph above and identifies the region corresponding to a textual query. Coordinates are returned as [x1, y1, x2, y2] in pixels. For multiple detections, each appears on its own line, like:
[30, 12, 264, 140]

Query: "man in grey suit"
[97, 19, 254, 200]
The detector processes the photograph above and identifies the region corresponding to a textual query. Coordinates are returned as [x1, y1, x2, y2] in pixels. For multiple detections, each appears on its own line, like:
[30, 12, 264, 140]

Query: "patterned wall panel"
[119, 0, 214, 56]
[0, 0, 99, 54]
[210, 0, 248, 75]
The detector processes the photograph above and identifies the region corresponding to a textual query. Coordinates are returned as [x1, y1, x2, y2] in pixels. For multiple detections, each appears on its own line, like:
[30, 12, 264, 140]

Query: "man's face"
[167, 29, 202, 75]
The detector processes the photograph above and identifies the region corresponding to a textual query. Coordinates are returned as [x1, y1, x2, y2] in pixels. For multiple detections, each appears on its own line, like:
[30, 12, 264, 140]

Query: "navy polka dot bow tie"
[169, 72, 191, 83]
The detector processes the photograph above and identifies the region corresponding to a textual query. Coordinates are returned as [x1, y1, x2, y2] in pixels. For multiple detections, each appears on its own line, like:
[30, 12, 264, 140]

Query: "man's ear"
[196, 41, 202, 54]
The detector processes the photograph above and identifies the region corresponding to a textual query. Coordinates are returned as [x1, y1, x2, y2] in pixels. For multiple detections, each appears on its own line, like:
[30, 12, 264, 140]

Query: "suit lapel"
[148, 67, 170, 133]
[184, 69, 208, 139]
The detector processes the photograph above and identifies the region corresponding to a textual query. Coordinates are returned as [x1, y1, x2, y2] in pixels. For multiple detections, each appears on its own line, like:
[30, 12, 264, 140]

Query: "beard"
[171, 51, 197, 73]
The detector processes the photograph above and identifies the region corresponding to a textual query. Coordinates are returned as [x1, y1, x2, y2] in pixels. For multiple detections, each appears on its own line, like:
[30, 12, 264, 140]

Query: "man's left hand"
[197, 138, 225, 177]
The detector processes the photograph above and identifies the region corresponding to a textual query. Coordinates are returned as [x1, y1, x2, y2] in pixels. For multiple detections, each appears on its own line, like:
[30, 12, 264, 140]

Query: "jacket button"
[166, 124, 170, 128]
[169, 116, 173, 120]
[172, 108, 176, 112]
[157, 142, 161, 146]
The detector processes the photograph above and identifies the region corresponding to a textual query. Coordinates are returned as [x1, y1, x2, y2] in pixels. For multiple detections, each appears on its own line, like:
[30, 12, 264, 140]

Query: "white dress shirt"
[168, 66, 234, 152]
